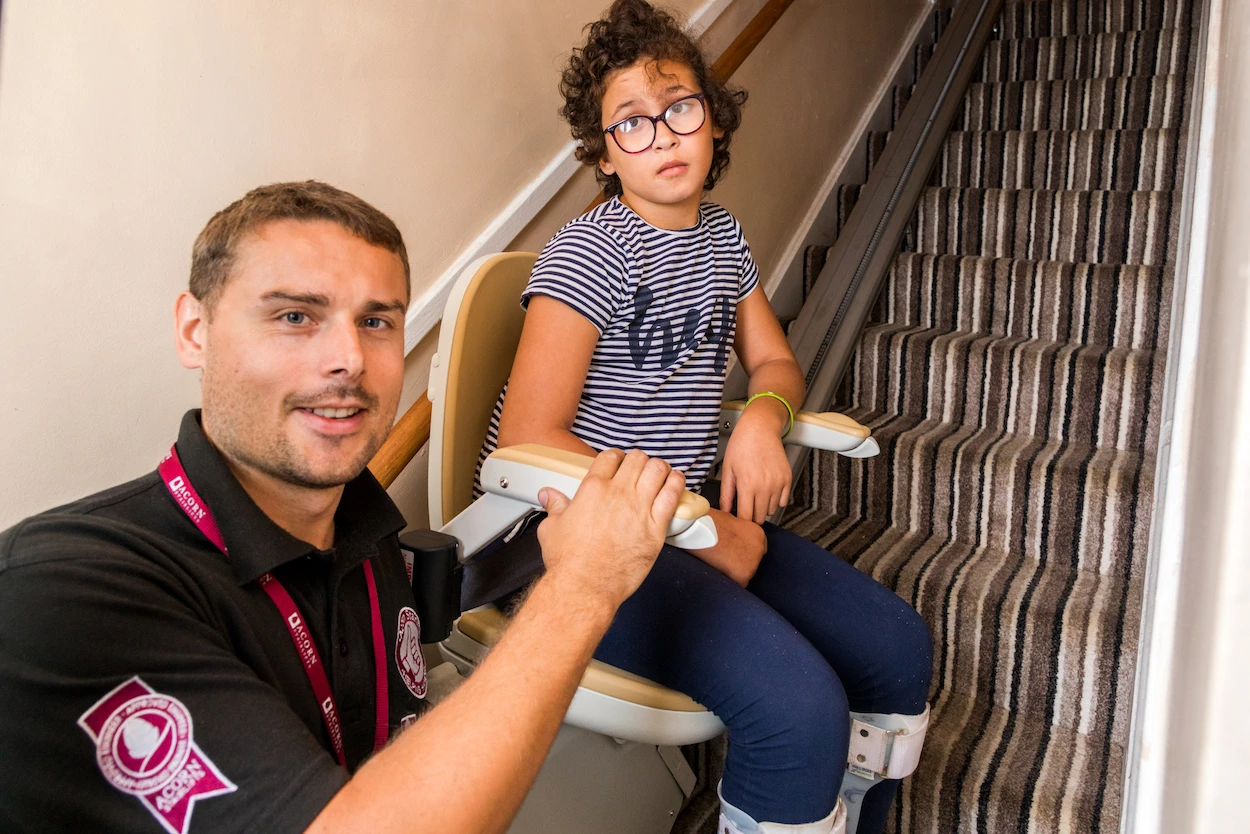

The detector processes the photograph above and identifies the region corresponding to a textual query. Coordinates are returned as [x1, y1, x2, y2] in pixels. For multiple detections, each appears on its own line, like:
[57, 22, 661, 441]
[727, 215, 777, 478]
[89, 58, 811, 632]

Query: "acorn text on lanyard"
[158, 445, 389, 769]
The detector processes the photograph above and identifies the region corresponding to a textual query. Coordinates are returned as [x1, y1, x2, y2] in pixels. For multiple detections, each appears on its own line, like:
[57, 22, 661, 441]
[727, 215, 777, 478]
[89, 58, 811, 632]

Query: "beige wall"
[0, 0, 926, 531]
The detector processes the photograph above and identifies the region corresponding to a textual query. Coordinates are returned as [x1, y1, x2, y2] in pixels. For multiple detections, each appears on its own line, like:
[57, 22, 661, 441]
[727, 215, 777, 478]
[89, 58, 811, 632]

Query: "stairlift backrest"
[427, 252, 538, 529]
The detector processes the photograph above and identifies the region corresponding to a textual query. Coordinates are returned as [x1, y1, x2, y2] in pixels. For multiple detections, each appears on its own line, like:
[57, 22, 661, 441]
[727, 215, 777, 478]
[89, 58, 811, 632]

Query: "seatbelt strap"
[458, 512, 546, 611]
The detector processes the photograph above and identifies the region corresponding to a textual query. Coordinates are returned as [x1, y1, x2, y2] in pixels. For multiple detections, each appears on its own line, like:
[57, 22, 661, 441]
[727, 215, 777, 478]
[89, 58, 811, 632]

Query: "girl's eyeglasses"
[603, 94, 708, 154]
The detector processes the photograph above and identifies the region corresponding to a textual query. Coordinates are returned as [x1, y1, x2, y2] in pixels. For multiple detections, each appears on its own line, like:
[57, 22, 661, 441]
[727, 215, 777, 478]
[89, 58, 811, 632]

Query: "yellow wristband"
[744, 391, 794, 439]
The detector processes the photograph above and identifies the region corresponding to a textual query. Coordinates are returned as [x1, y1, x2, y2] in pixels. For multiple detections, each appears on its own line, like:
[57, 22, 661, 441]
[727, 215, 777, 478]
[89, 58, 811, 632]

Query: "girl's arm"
[722, 288, 806, 523]
[495, 295, 600, 458]
[686, 290, 806, 587]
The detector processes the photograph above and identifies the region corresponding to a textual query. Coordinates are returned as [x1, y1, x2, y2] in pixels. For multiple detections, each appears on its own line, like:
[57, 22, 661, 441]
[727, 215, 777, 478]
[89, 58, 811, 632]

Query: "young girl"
[477, 2, 932, 832]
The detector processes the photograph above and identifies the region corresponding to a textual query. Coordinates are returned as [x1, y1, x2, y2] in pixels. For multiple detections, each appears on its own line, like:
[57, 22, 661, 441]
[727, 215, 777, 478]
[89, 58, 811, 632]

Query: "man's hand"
[689, 508, 766, 587]
[536, 449, 685, 608]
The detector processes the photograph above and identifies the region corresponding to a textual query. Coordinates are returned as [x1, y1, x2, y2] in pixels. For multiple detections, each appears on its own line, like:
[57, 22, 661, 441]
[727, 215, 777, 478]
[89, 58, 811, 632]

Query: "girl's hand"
[720, 402, 791, 524]
[688, 508, 766, 587]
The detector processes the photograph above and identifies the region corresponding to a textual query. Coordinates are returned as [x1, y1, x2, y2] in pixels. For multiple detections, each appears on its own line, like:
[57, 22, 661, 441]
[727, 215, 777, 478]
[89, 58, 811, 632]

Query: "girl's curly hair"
[560, 0, 747, 198]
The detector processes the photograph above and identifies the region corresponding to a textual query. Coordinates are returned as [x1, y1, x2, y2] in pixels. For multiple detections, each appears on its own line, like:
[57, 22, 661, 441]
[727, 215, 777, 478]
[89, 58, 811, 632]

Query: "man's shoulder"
[0, 471, 170, 574]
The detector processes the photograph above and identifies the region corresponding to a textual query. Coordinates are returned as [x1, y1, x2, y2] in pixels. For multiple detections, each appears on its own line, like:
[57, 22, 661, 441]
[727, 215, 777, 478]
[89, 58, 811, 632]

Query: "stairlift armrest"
[720, 401, 880, 458]
[475, 444, 717, 551]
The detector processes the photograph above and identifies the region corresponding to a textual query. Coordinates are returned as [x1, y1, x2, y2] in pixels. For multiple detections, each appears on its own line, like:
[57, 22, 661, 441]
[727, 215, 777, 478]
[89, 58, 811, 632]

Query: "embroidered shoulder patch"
[78, 677, 236, 834]
[395, 607, 427, 699]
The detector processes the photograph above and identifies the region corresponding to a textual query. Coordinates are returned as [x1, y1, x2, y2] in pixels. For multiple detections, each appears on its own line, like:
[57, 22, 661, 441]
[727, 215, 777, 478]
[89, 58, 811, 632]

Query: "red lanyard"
[159, 446, 389, 768]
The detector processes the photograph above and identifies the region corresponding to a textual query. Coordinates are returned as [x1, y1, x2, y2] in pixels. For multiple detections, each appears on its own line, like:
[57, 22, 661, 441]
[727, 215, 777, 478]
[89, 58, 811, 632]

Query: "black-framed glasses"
[603, 93, 708, 154]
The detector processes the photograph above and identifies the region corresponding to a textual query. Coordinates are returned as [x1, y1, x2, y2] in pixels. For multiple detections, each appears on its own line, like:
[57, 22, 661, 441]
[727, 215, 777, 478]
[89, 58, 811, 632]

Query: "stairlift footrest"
[846, 704, 930, 780]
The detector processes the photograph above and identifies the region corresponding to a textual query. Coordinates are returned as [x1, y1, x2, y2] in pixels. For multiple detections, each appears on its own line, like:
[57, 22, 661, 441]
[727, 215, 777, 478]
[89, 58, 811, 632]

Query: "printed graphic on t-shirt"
[627, 287, 734, 376]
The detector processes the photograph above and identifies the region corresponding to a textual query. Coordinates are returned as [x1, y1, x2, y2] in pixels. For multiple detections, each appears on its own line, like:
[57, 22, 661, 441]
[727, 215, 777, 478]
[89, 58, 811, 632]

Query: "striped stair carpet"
[777, 0, 1195, 832]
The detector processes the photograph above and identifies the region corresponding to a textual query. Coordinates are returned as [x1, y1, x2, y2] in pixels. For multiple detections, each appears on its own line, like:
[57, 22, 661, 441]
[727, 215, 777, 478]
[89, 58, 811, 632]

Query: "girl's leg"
[593, 540, 849, 827]
[746, 523, 934, 834]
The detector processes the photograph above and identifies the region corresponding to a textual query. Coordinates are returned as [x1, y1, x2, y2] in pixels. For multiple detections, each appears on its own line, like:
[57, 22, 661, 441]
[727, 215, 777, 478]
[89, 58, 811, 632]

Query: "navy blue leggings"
[592, 523, 932, 831]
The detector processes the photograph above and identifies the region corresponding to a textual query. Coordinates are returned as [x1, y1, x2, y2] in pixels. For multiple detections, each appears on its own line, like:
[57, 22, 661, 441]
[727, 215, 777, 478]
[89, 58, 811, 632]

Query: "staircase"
[782, 1, 1196, 831]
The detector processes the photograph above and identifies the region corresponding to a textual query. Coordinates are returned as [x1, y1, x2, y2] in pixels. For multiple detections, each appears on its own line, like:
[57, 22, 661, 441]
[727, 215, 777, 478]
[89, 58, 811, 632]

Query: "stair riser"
[915, 187, 1177, 266]
[880, 254, 1172, 351]
[996, 0, 1189, 40]
[846, 323, 1166, 453]
[958, 76, 1184, 131]
[936, 129, 1182, 191]
[979, 29, 1190, 82]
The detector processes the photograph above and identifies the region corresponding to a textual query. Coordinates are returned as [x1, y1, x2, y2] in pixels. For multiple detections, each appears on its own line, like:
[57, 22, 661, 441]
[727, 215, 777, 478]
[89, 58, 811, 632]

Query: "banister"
[368, 393, 433, 489]
[370, 0, 798, 490]
[709, 0, 796, 81]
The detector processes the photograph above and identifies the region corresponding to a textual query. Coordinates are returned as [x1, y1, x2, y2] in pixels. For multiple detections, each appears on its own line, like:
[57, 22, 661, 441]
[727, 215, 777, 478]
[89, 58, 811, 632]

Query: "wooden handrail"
[368, 393, 433, 489]
[368, 0, 798, 490]
[583, 0, 796, 214]
[710, 0, 796, 82]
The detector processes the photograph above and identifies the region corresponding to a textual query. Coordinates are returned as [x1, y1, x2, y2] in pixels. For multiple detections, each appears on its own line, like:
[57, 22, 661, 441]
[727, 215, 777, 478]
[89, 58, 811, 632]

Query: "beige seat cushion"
[458, 607, 711, 713]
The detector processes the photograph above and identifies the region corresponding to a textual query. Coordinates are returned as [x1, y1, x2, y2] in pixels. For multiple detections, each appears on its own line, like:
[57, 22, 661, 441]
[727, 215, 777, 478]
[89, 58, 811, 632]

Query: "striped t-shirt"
[476, 197, 759, 493]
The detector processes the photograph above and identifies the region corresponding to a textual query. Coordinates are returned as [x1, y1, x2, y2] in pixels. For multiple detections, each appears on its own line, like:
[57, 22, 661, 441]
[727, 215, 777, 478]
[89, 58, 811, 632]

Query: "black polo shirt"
[0, 410, 429, 833]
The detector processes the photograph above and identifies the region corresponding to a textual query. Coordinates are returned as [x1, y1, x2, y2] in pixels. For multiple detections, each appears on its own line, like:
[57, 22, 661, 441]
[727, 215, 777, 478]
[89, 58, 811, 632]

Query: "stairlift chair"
[422, 251, 928, 834]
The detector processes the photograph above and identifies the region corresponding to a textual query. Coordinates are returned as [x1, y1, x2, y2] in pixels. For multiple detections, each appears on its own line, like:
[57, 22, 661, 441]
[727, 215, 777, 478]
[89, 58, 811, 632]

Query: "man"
[0, 181, 686, 833]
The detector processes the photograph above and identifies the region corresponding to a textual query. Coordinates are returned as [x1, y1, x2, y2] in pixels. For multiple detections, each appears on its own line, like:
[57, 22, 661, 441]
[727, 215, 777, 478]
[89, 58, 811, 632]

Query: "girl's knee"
[745, 655, 849, 762]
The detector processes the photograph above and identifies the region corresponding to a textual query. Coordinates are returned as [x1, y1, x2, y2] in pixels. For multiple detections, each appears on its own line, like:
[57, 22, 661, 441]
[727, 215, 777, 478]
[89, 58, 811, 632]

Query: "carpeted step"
[933, 4, 953, 44]
[936, 128, 1182, 190]
[914, 186, 1177, 266]
[912, 41, 937, 85]
[786, 412, 1156, 580]
[890, 689, 1126, 834]
[995, 0, 1189, 41]
[835, 184, 863, 239]
[779, 522, 1141, 749]
[956, 74, 1184, 131]
[893, 83, 914, 129]
[879, 254, 1172, 351]
[867, 130, 891, 179]
[843, 321, 1166, 454]
[978, 28, 1191, 82]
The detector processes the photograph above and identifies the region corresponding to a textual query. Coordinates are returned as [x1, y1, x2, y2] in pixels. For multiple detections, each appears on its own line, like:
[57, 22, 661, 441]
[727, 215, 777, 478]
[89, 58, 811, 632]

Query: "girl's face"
[598, 58, 722, 228]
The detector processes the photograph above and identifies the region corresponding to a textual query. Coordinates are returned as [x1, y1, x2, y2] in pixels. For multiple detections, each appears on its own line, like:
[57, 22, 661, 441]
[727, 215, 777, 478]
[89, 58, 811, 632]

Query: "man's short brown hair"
[190, 181, 410, 311]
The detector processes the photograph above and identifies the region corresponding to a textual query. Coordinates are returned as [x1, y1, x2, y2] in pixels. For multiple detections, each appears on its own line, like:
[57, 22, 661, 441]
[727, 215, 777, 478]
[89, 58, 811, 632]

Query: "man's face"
[183, 219, 408, 489]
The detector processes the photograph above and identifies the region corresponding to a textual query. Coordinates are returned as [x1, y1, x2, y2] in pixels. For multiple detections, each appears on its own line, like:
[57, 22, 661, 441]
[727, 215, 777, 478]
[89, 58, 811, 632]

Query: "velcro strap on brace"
[846, 704, 930, 780]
